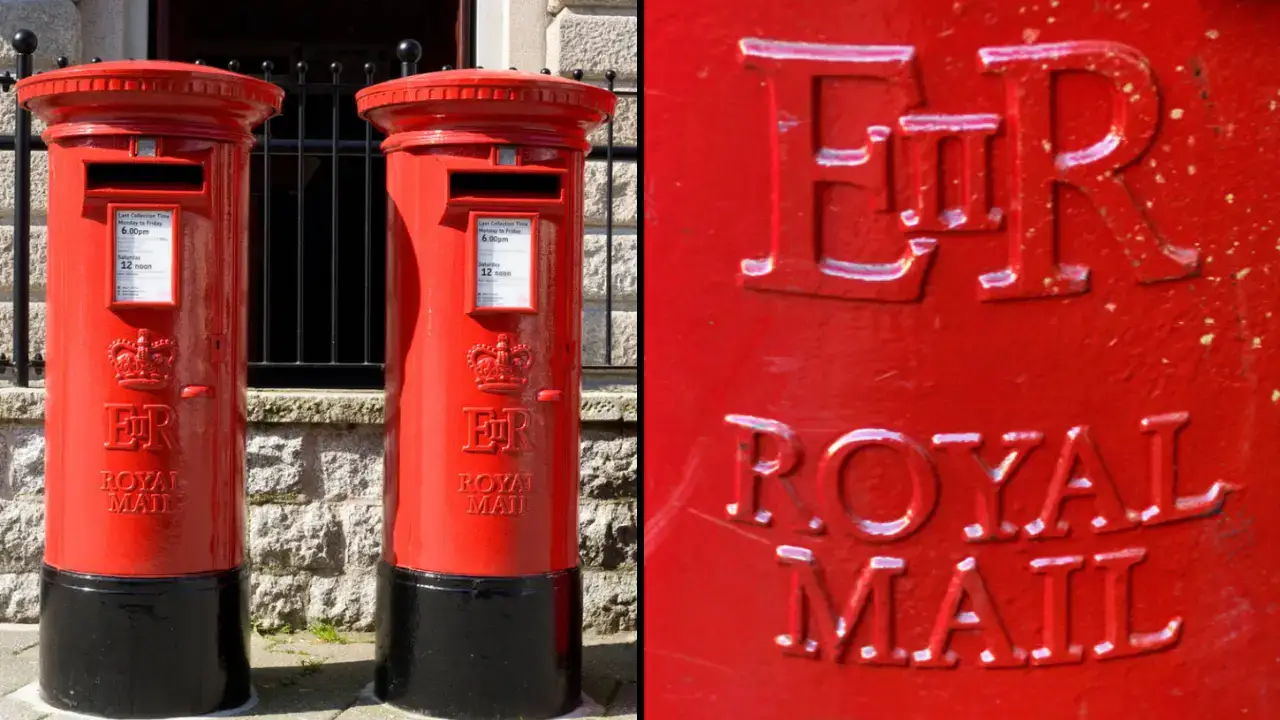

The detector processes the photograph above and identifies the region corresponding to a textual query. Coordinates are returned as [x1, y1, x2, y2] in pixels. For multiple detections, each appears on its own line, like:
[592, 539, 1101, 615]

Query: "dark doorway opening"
[150, 1, 464, 387]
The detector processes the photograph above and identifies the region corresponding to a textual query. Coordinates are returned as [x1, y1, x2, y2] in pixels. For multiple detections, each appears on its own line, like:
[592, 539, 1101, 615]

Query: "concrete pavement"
[0, 625, 637, 720]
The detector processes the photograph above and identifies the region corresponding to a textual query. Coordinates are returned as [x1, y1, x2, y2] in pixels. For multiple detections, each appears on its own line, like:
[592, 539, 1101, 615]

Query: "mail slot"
[448, 171, 564, 200]
[18, 61, 282, 718]
[85, 162, 206, 192]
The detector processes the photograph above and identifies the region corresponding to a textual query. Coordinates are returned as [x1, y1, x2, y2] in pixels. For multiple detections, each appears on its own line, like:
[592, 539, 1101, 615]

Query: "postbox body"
[383, 144, 583, 578]
[358, 72, 613, 719]
[19, 62, 280, 718]
[646, 1, 1280, 718]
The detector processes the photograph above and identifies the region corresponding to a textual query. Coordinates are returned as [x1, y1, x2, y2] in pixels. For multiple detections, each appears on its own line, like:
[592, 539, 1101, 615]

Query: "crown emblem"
[108, 329, 176, 391]
[467, 333, 533, 394]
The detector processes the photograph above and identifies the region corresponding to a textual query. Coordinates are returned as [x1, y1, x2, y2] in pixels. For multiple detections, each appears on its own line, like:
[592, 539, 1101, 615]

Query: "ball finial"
[396, 40, 422, 65]
[11, 30, 37, 55]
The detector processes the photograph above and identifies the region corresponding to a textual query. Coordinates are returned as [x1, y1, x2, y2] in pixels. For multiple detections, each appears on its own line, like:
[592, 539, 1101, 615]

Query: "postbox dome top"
[356, 69, 616, 151]
[17, 60, 284, 143]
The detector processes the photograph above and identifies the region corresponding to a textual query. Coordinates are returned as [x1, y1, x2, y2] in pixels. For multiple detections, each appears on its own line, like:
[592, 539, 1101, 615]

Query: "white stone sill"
[0, 386, 638, 425]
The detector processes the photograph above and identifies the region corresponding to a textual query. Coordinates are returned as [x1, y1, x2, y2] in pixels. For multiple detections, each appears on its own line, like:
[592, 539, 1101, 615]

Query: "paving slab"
[0, 626, 637, 720]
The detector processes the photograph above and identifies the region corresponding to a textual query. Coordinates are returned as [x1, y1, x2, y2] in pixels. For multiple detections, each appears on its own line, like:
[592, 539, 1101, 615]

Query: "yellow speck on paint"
[1105, 303, 1117, 312]
[1204, 317, 1216, 325]
[1253, 337, 1263, 349]
[1206, 29, 1220, 39]
[1188, 165, 1197, 175]
[1227, 193, 1236, 204]
[1238, 267, 1252, 279]
[1156, 173, 1166, 184]
[1200, 333, 1215, 346]
[1272, 389, 1279, 403]
[1170, 108, 1184, 119]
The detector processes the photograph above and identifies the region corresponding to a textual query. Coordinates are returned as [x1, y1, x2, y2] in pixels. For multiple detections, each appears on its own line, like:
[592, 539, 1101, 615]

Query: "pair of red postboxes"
[16, 59, 612, 719]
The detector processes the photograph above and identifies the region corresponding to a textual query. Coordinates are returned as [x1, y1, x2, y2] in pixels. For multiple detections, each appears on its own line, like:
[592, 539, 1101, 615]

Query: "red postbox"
[646, 1, 1280, 717]
[17, 62, 281, 717]
[357, 69, 613, 718]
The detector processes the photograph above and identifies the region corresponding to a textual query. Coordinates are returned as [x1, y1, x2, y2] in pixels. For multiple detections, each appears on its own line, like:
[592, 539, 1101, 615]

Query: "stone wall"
[0, 387, 638, 632]
[551, 0, 638, 367]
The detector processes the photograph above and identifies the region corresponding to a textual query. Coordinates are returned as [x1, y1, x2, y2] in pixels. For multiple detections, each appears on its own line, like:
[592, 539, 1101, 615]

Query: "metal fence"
[0, 31, 636, 389]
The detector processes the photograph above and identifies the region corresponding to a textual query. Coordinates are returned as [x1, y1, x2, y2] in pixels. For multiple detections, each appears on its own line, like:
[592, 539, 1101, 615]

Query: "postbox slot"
[449, 172, 561, 200]
[86, 163, 204, 192]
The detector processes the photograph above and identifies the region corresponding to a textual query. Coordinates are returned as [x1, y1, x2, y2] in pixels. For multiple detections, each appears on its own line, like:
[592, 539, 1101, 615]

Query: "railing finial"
[396, 40, 421, 77]
[11, 30, 36, 55]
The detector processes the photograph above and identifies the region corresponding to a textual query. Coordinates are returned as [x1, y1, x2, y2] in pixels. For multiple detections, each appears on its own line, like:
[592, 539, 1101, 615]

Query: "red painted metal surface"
[645, 2, 1280, 716]
[19, 62, 282, 577]
[357, 71, 614, 576]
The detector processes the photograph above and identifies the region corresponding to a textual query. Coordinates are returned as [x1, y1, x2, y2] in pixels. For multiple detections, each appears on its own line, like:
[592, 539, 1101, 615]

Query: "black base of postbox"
[374, 562, 582, 719]
[38, 564, 251, 718]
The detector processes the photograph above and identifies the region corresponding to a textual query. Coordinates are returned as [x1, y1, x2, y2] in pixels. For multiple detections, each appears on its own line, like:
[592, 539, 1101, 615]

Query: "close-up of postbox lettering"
[17, 61, 281, 718]
[645, 1, 1280, 717]
[357, 66, 614, 719]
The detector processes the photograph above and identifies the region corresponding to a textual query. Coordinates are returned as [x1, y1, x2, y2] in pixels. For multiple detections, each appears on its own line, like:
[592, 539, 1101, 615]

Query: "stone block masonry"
[0, 387, 638, 634]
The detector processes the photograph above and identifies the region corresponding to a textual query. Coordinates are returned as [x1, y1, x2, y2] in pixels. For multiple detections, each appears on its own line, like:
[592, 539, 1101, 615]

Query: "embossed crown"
[108, 329, 175, 391]
[467, 333, 533, 394]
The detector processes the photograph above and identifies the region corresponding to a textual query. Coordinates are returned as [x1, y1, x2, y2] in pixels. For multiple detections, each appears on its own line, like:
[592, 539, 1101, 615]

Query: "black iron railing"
[0, 31, 637, 389]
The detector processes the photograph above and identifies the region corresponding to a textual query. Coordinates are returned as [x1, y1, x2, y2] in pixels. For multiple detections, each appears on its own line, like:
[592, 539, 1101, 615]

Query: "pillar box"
[17, 62, 281, 718]
[356, 70, 614, 718]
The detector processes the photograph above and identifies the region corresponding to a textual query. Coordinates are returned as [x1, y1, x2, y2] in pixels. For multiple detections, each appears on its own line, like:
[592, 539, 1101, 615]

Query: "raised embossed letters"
[724, 414, 823, 534]
[1023, 426, 1139, 539]
[776, 546, 907, 665]
[463, 406, 533, 454]
[1139, 412, 1236, 525]
[737, 40, 937, 302]
[932, 431, 1042, 543]
[738, 39, 1198, 303]
[725, 412, 1224, 668]
[818, 429, 937, 543]
[458, 472, 533, 516]
[100, 469, 177, 514]
[1092, 548, 1182, 660]
[978, 43, 1197, 300]
[104, 403, 177, 452]
[1029, 555, 1086, 667]
[913, 557, 1026, 669]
